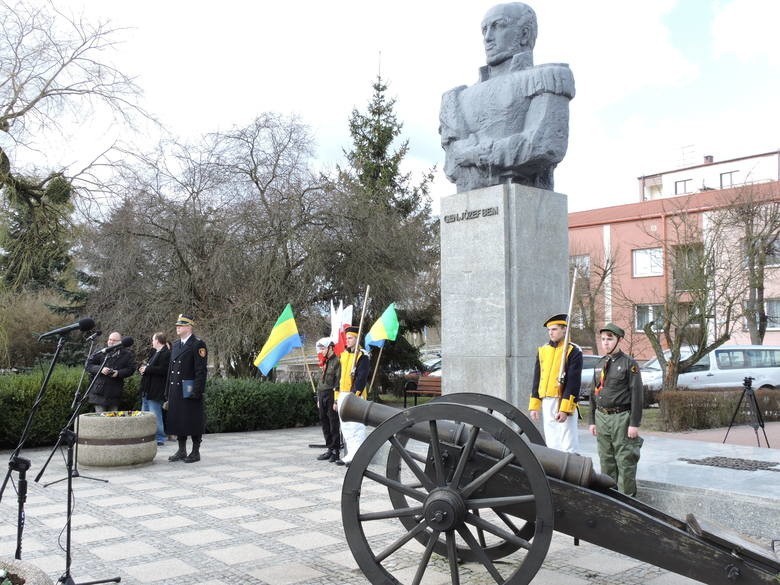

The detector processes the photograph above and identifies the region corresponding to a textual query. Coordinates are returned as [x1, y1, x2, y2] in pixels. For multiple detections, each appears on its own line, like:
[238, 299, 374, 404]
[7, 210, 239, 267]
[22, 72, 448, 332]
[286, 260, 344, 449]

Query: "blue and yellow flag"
[253, 304, 302, 375]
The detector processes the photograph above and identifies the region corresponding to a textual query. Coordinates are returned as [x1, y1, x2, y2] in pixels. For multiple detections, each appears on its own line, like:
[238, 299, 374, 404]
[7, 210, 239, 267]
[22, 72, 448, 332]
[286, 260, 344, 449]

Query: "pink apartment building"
[568, 151, 780, 361]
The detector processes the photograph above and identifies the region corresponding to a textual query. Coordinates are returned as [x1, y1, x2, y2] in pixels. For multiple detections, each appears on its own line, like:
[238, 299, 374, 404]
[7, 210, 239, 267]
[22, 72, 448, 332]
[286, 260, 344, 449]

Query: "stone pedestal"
[440, 183, 568, 409]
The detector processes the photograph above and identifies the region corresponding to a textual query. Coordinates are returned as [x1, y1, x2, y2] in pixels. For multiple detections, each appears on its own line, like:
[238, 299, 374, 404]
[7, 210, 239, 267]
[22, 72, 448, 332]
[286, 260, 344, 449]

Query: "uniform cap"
[544, 313, 568, 327]
[175, 314, 195, 326]
[345, 326, 359, 337]
[600, 323, 625, 338]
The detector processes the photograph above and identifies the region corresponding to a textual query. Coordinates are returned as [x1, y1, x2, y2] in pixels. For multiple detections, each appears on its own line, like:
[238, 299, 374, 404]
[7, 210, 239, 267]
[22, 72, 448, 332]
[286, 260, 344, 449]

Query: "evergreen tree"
[325, 75, 440, 392]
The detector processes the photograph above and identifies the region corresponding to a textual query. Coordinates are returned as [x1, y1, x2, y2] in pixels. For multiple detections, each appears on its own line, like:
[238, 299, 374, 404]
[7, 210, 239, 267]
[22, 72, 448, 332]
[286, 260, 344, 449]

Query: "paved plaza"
[1, 422, 779, 585]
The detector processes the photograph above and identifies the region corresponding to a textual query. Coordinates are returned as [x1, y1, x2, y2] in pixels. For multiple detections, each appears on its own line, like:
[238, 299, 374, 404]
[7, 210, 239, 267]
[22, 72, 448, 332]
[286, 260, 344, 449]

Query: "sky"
[16, 0, 780, 213]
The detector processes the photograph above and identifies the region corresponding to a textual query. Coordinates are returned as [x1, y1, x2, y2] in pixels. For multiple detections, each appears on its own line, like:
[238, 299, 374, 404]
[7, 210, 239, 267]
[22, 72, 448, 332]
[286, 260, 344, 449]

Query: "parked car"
[641, 345, 780, 397]
[578, 354, 604, 400]
[403, 357, 442, 390]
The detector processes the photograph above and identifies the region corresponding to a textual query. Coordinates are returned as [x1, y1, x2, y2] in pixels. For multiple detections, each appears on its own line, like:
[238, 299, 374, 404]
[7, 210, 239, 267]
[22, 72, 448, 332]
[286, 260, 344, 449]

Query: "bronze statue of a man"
[440, 3, 575, 192]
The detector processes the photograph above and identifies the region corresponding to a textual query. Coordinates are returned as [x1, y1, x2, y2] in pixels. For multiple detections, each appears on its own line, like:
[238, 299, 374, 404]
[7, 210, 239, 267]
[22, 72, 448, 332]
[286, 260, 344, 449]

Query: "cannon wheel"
[342, 402, 553, 585]
[385, 392, 545, 561]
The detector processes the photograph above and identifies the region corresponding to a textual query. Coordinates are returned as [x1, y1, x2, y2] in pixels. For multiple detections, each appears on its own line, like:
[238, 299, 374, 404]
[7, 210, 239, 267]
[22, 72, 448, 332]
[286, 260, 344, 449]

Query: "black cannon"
[339, 392, 780, 585]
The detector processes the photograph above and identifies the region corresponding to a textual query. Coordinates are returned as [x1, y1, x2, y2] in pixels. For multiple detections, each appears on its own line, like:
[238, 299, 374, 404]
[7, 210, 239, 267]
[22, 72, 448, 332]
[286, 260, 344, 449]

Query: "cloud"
[711, 0, 780, 66]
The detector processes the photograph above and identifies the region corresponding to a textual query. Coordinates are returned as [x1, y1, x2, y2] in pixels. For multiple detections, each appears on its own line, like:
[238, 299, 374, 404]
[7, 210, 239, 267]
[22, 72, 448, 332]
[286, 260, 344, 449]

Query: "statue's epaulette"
[516, 63, 575, 99]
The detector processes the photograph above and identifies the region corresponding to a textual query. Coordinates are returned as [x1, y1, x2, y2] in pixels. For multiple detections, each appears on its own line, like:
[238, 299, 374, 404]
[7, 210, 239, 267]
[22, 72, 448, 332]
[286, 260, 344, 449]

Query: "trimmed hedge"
[658, 388, 780, 431]
[0, 367, 317, 449]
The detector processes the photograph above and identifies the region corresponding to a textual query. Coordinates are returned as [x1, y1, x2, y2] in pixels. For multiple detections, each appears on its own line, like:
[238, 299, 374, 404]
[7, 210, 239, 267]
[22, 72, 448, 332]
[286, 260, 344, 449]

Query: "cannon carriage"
[339, 393, 780, 585]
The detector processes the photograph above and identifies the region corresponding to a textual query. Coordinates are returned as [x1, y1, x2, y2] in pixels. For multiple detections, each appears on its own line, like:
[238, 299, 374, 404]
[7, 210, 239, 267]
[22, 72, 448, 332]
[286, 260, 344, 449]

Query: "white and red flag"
[330, 300, 353, 356]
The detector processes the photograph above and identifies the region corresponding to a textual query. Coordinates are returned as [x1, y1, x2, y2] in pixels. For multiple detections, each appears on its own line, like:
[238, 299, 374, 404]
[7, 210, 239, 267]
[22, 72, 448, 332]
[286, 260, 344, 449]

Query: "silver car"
[578, 354, 603, 400]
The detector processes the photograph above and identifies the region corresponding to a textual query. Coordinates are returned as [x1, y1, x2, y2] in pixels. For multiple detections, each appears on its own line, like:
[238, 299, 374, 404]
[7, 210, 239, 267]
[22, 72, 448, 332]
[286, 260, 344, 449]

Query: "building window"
[673, 244, 704, 291]
[570, 254, 590, 278]
[768, 299, 780, 330]
[635, 304, 664, 332]
[767, 239, 780, 267]
[743, 237, 780, 267]
[720, 170, 738, 189]
[674, 179, 692, 195]
[632, 248, 663, 277]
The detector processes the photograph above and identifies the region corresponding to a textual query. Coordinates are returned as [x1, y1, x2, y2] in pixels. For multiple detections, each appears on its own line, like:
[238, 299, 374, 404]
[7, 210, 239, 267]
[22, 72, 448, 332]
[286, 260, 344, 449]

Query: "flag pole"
[367, 345, 384, 399]
[300, 345, 317, 394]
[351, 285, 371, 391]
[555, 266, 578, 414]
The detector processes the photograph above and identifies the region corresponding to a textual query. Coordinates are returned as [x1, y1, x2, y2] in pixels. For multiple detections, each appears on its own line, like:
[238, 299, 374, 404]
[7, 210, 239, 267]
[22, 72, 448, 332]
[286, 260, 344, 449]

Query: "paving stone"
[204, 543, 274, 565]
[247, 563, 326, 584]
[170, 528, 232, 546]
[124, 558, 199, 582]
[2, 425, 774, 585]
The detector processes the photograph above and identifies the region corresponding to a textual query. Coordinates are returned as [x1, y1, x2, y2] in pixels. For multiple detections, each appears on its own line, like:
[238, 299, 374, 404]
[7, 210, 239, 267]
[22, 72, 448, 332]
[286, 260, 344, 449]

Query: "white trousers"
[337, 394, 366, 463]
[541, 397, 579, 453]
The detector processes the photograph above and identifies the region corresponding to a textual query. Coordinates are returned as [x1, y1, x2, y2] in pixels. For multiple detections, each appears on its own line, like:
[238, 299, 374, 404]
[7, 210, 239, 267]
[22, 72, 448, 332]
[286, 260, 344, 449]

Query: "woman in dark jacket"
[139, 332, 171, 445]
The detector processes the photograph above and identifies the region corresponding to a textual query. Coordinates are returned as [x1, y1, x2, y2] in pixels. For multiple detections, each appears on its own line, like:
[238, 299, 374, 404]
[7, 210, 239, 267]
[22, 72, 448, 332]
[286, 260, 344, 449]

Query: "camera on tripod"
[742, 376, 755, 388]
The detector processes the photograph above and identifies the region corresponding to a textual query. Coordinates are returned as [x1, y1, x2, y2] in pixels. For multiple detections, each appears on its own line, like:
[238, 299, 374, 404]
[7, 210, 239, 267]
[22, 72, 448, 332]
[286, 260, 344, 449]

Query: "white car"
[641, 345, 780, 392]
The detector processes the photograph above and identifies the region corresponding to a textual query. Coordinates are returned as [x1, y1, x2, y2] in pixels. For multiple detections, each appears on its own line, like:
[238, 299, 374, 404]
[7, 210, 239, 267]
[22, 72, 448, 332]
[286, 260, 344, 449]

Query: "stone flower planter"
[77, 411, 157, 467]
[0, 558, 54, 585]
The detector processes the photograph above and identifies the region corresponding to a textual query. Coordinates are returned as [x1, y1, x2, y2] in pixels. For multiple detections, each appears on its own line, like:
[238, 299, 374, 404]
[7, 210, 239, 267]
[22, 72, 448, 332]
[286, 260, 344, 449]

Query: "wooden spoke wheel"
[342, 402, 553, 585]
[386, 393, 544, 561]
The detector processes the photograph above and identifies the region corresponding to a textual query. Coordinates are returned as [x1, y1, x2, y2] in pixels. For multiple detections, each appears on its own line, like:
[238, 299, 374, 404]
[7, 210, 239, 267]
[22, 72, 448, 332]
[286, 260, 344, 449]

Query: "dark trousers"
[317, 390, 340, 452]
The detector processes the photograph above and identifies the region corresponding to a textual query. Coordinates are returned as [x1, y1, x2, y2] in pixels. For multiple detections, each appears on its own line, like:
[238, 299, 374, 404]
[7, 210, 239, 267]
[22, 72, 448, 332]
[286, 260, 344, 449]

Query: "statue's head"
[481, 3, 538, 66]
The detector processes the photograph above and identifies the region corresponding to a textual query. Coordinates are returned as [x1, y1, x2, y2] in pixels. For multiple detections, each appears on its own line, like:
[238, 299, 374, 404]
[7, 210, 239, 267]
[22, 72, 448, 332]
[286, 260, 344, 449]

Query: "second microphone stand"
[43, 335, 108, 487]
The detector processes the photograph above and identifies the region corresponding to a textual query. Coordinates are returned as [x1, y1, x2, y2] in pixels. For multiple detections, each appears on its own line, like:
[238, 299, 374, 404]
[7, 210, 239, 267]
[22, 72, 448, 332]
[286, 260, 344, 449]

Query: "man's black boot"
[328, 450, 339, 463]
[316, 450, 332, 461]
[168, 439, 187, 462]
[184, 441, 200, 463]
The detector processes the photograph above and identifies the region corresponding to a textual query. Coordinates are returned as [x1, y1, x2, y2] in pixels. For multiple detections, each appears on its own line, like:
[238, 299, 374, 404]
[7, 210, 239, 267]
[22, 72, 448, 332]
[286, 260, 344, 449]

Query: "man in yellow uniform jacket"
[335, 326, 370, 467]
[528, 313, 583, 452]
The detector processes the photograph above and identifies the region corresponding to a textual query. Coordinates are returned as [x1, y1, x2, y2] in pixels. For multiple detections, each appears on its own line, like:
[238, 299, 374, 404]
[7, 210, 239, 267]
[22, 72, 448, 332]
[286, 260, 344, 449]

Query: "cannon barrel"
[340, 393, 615, 490]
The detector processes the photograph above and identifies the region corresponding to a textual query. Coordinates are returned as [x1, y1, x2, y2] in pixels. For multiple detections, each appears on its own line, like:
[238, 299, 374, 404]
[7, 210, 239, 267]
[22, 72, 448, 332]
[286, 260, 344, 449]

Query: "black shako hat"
[544, 313, 568, 327]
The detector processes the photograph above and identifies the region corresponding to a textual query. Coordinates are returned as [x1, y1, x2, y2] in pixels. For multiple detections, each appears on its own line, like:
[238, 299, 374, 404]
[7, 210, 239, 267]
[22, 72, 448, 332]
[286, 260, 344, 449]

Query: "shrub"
[658, 388, 780, 431]
[0, 367, 317, 448]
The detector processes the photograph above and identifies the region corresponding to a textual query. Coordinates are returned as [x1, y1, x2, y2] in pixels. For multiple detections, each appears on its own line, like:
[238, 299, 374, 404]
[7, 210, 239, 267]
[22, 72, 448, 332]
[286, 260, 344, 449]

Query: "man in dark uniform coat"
[166, 314, 208, 463]
[86, 331, 135, 412]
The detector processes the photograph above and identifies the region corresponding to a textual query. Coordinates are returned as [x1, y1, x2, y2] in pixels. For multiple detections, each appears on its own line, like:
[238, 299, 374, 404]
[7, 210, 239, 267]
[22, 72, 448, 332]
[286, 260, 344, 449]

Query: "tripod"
[35, 353, 121, 584]
[0, 336, 68, 560]
[723, 376, 770, 448]
[43, 335, 107, 487]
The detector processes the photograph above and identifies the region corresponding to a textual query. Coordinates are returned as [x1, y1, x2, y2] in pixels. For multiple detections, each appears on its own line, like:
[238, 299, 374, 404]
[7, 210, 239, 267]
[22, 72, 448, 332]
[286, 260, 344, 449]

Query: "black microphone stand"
[0, 335, 68, 560]
[42, 337, 108, 487]
[35, 351, 121, 585]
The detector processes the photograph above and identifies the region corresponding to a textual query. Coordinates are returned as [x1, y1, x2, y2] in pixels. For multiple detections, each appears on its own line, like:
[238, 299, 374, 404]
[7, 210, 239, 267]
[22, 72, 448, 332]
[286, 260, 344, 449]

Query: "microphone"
[93, 336, 134, 355]
[84, 330, 102, 342]
[38, 318, 96, 341]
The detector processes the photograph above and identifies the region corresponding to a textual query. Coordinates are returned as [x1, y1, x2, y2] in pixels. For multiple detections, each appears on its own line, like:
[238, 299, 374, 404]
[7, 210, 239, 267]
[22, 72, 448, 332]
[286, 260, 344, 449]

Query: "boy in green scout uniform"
[588, 323, 644, 496]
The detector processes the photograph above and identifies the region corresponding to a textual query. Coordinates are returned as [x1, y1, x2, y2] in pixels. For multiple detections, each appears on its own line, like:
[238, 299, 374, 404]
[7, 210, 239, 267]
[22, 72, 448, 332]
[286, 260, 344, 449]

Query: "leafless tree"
[81, 116, 326, 377]
[568, 247, 617, 352]
[709, 182, 780, 344]
[615, 203, 748, 391]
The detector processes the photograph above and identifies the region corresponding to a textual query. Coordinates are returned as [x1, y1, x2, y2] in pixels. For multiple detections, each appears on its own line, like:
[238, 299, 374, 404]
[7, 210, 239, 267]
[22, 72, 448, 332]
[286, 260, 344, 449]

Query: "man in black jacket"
[139, 332, 171, 446]
[315, 337, 341, 462]
[86, 331, 135, 412]
[166, 314, 208, 463]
